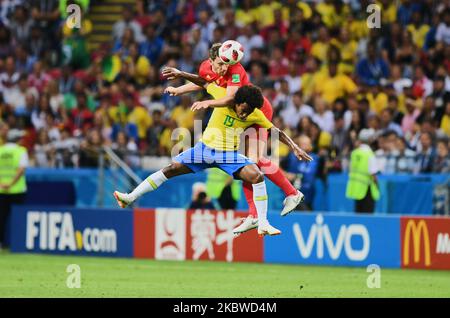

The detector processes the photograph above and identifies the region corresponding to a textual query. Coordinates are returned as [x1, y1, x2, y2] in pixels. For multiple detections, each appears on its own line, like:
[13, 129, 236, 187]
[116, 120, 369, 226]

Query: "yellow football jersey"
[201, 84, 273, 151]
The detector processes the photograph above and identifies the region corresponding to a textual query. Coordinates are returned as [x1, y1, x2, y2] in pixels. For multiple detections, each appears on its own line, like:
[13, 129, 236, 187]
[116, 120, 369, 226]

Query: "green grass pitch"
[0, 251, 449, 298]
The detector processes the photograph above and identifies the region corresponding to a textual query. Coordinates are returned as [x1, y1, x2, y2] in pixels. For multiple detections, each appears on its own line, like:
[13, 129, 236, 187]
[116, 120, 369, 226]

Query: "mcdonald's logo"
[403, 220, 431, 267]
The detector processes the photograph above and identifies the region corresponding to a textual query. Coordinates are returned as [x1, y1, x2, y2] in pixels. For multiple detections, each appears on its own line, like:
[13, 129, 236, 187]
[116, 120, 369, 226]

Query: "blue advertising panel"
[265, 213, 400, 268]
[10, 206, 133, 257]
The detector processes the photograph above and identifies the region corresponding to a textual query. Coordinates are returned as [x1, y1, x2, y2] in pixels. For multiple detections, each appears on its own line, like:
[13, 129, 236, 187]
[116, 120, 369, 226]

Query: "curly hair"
[234, 85, 264, 110]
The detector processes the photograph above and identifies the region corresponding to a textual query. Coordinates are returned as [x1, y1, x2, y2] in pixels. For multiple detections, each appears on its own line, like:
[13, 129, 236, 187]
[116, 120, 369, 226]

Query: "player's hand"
[191, 100, 211, 111]
[164, 86, 179, 96]
[161, 66, 181, 80]
[293, 145, 313, 162]
[0, 183, 10, 191]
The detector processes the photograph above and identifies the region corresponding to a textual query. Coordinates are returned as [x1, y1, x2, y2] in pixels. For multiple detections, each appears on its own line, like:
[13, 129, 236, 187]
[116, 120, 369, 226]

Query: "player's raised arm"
[274, 127, 313, 162]
[191, 86, 238, 111]
[162, 67, 207, 96]
[162, 67, 208, 88]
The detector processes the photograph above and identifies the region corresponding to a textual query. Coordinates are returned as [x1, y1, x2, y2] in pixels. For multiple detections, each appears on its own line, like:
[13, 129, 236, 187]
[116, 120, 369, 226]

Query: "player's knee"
[162, 163, 181, 178]
[249, 169, 264, 184]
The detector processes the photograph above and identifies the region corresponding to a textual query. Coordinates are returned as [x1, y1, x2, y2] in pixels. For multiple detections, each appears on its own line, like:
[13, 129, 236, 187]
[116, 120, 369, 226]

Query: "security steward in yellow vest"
[0, 123, 28, 249]
[346, 129, 380, 213]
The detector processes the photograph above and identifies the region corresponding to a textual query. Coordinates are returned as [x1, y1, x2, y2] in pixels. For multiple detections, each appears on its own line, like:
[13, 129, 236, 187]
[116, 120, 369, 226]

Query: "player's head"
[209, 43, 229, 76]
[233, 85, 264, 120]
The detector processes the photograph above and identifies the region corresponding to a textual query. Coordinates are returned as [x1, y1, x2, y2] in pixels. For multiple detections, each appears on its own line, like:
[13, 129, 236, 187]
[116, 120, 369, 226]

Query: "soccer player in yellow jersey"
[114, 85, 312, 236]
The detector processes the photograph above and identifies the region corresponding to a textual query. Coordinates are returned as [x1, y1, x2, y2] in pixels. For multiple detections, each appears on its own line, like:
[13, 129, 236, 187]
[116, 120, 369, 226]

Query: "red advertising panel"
[185, 210, 264, 263]
[133, 208, 263, 263]
[133, 208, 155, 259]
[401, 217, 450, 270]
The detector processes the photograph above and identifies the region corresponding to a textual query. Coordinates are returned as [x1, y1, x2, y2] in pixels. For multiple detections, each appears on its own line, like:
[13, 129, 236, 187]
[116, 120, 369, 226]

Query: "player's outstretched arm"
[165, 82, 204, 96]
[273, 127, 313, 162]
[191, 86, 238, 111]
[162, 67, 207, 88]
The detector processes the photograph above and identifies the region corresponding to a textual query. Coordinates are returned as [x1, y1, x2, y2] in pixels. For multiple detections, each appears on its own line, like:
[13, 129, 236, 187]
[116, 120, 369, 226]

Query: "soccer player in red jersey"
[163, 43, 305, 234]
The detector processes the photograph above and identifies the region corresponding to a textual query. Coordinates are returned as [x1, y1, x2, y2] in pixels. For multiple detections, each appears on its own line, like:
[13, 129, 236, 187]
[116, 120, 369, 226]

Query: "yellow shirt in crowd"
[313, 72, 357, 104]
[366, 92, 389, 114]
[127, 106, 152, 139]
[407, 24, 430, 49]
[441, 115, 450, 136]
[171, 105, 195, 130]
[377, 1, 397, 24]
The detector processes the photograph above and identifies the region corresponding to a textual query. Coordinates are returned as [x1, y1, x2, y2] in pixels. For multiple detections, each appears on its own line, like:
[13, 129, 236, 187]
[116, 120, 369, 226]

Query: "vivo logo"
[293, 214, 370, 261]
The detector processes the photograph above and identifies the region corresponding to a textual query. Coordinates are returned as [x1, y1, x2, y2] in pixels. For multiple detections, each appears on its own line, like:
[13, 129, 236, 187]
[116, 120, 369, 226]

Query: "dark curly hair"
[234, 85, 264, 110]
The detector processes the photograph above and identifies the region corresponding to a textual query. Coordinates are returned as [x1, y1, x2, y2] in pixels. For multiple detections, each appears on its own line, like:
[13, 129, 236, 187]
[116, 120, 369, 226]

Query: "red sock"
[257, 158, 297, 196]
[243, 182, 258, 218]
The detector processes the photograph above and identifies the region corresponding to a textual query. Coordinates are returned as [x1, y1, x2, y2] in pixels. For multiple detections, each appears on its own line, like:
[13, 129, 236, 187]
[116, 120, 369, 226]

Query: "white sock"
[129, 170, 168, 201]
[253, 181, 269, 226]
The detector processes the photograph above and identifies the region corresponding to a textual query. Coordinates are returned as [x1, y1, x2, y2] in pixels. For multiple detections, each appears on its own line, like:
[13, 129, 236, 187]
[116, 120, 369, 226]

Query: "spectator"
[312, 96, 334, 133]
[0, 56, 20, 95]
[139, 24, 165, 65]
[441, 101, 450, 136]
[31, 93, 53, 131]
[112, 7, 144, 43]
[356, 41, 390, 86]
[125, 94, 152, 145]
[28, 60, 51, 94]
[331, 114, 350, 156]
[78, 129, 103, 167]
[47, 80, 64, 114]
[15, 46, 36, 74]
[34, 128, 55, 167]
[112, 130, 140, 168]
[113, 28, 136, 58]
[430, 76, 449, 121]
[394, 136, 416, 173]
[193, 9, 216, 45]
[380, 109, 403, 136]
[272, 79, 291, 113]
[415, 131, 436, 173]
[189, 182, 215, 210]
[190, 26, 209, 65]
[268, 46, 289, 81]
[435, 8, 450, 46]
[433, 138, 450, 173]
[314, 62, 357, 104]
[58, 65, 75, 94]
[0, 25, 13, 59]
[280, 91, 314, 129]
[30, 0, 61, 55]
[124, 43, 151, 88]
[9, 5, 33, 45]
[282, 135, 320, 211]
[236, 24, 264, 66]
[402, 98, 421, 135]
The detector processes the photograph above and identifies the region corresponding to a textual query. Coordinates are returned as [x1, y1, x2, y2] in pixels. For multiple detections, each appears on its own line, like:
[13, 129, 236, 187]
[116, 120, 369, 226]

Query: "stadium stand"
[0, 0, 448, 176]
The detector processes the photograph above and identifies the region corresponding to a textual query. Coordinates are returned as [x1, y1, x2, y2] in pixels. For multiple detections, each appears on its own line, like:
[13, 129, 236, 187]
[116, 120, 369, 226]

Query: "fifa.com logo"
[26, 211, 117, 253]
[169, 119, 282, 173]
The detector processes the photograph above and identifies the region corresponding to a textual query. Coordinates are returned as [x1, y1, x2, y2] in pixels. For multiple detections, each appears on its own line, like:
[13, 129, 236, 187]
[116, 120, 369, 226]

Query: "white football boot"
[113, 191, 134, 208]
[280, 190, 304, 216]
[257, 222, 281, 236]
[233, 216, 258, 235]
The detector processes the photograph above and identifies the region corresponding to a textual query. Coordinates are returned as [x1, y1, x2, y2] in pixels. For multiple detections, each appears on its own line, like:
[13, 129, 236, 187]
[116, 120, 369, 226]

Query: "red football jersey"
[198, 59, 272, 120]
[198, 59, 250, 88]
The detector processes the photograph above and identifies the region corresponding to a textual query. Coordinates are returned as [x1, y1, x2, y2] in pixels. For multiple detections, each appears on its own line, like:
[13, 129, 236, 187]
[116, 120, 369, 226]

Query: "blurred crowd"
[0, 0, 449, 177]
